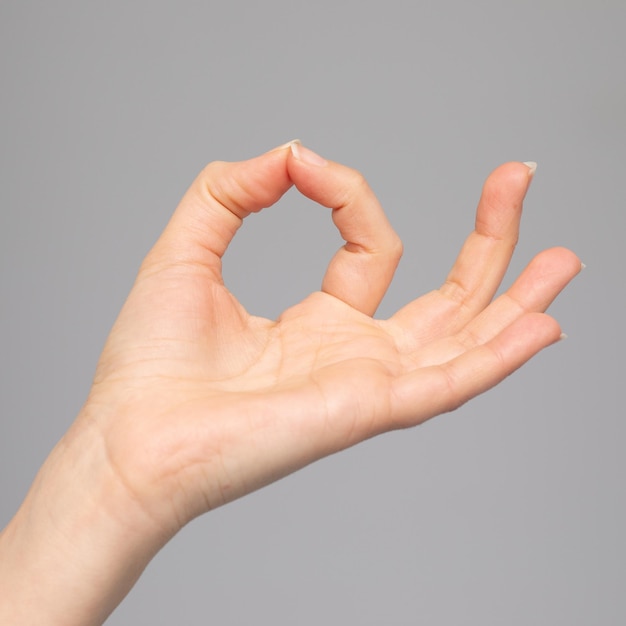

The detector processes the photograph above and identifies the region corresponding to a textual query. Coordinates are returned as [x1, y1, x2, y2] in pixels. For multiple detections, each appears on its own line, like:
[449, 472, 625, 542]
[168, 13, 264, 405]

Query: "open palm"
[85, 142, 580, 534]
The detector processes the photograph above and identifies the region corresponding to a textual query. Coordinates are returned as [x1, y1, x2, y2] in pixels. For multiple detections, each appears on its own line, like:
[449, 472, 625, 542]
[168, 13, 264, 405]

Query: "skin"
[0, 142, 581, 624]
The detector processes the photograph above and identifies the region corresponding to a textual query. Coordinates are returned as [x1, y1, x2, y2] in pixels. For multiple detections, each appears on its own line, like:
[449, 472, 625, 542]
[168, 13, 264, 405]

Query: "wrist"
[0, 413, 170, 625]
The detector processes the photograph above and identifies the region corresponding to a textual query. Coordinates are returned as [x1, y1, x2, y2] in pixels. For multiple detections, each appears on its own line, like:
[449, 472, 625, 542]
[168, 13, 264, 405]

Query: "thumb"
[143, 142, 296, 280]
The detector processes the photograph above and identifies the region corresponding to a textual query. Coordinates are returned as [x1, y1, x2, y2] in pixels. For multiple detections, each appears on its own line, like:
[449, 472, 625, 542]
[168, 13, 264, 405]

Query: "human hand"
[0, 142, 581, 625]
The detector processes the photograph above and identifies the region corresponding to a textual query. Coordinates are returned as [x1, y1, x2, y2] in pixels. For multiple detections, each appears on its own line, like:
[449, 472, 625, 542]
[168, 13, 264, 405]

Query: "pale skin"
[0, 142, 581, 624]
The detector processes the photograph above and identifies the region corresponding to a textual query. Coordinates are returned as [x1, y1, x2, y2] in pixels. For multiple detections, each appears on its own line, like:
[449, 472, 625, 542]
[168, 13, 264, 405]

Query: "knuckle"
[349, 168, 368, 190]
[197, 160, 226, 190]
[340, 168, 369, 204]
[194, 161, 225, 202]
[440, 276, 471, 307]
[389, 234, 404, 260]
[440, 364, 466, 413]
[196, 161, 250, 218]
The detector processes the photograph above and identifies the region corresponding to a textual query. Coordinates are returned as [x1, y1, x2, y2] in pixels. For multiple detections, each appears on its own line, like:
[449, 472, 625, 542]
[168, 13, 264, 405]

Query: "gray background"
[1, 1, 624, 624]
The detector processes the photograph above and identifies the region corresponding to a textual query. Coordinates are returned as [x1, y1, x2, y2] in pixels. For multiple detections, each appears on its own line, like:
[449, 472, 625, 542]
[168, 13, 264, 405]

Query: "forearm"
[0, 417, 167, 625]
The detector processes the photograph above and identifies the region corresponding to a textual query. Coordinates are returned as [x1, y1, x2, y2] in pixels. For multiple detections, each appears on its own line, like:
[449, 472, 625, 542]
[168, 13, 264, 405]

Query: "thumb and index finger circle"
[143, 141, 401, 316]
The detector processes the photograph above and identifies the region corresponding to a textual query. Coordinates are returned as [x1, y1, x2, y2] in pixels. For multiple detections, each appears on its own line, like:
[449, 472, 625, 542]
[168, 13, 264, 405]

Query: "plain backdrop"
[1, 1, 624, 624]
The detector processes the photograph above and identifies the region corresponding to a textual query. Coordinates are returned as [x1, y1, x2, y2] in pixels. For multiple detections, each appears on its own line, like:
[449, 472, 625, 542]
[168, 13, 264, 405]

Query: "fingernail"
[290, 142, 328, 166]
[270, 139, 301, 152]
[559, 332, 568, 341]
[523, 161, 538, 177]
[580, 262, 587, 270]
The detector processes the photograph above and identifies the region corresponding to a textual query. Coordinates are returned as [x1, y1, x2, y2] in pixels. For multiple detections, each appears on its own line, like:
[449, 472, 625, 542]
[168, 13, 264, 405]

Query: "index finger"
[288, 143, 403, 316]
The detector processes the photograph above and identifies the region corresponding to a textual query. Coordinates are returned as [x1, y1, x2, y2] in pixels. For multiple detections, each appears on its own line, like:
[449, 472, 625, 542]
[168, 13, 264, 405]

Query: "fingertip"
[286, 143, 354, 207]
[522, 161, 538, 177]
[521, 311, 564, 346]
[289, 141, 328, 166]
[286, 142, 330, 199]
[268, 138, 301, 153]
[484, 161, 535, 194]
[536, 246, 583, 278]
[553, 246, 583, 273]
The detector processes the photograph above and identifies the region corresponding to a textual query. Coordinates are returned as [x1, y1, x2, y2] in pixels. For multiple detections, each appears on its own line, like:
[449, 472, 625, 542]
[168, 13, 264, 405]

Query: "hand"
[0, 142, 581, 625]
